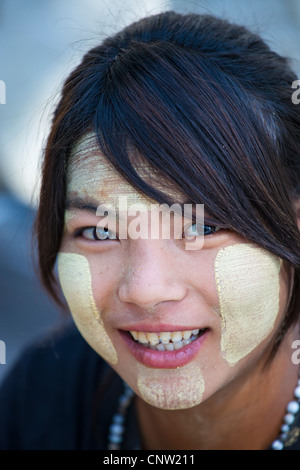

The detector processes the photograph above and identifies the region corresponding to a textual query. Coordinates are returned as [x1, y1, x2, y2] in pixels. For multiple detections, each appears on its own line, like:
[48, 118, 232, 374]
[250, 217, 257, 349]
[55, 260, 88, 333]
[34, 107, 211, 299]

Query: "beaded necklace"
[107, 377, 300, 450]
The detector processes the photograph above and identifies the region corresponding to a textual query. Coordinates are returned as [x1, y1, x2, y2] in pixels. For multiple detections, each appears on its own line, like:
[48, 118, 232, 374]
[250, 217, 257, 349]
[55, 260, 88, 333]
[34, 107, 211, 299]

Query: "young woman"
[1, 10, 300, 450]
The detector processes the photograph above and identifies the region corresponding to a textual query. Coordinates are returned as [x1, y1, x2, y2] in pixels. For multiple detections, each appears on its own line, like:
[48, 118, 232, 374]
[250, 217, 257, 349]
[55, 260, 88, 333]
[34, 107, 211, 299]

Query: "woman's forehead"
[67, 132, 188, 208]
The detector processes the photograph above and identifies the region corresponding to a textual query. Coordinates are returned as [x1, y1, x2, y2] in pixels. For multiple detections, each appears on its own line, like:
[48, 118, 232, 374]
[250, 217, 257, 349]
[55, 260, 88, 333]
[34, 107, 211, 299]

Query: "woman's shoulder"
[0, 320, 111, 449]
[2, 320, 106, 384]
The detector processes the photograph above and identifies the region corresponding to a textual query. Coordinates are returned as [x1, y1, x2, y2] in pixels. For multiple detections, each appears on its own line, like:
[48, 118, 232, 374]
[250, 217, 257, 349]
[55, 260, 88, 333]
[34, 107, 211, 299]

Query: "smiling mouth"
[128, 328, 207, 351]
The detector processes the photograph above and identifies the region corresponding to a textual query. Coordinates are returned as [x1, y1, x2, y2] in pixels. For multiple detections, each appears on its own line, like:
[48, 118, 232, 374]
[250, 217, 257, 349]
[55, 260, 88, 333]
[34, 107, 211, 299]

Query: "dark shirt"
[0, 322, 140, 450]
[0, 322, 299, 450]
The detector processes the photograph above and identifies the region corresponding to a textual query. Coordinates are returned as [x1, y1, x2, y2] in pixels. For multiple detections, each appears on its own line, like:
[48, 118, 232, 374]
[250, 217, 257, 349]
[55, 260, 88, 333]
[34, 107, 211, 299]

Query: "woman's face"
[58, 135, 290, 410]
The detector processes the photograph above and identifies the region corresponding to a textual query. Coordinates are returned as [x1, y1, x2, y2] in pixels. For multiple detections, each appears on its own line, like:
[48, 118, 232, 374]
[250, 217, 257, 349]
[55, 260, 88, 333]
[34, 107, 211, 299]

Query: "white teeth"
[182, 330, 192, 340]
[159, 332, 172, 344]
[146, 333, 159, 345]
[129, 329, 204, 351]
[183, 338, 193, 346]
[137, 332, 148, 344]
[130, 331, 139, 341]
[171, 331, 183, 342]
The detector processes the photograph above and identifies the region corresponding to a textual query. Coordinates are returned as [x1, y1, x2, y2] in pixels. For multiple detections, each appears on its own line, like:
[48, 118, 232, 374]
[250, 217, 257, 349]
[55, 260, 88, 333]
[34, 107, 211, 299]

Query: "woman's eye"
[79, 226, 117, 241]
[77, 224, 220, 241]
[184, 223, 221, 238]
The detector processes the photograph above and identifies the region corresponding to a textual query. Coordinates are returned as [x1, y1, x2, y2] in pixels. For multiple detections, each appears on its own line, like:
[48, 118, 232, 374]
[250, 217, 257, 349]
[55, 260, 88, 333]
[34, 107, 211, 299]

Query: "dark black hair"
[35, 11, 300, 352]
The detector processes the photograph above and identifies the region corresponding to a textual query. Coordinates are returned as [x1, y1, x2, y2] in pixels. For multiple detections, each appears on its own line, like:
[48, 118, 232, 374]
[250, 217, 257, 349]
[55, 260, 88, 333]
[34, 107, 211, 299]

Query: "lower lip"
[119, 330, 208, 369]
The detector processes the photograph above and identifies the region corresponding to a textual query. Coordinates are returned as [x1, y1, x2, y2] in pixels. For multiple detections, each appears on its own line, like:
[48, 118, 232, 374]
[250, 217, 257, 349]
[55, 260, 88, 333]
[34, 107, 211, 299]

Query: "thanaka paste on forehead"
[136, 362, 205, 410]
[57, 252, 118, 364]
[214, 243, 282, 367]
[67, 132, 189, 211]
[64, 210, 77, 229]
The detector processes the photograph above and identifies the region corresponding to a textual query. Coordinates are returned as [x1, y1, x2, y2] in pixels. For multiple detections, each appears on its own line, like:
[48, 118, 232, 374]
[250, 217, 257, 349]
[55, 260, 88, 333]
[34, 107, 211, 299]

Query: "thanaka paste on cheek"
[214, 243, 282, 366]
[57, 252, 118, 364]
[136, 363, 205, 410]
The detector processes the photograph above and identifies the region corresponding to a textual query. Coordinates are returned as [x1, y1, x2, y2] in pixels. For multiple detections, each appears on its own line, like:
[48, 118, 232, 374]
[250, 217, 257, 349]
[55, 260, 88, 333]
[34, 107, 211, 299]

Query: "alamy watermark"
[0, 340, 6, 364]
[291, 340, 300, 364]
[292, 80, 300, 105]
[91, 197, 205, 250]
[0, 80, 6, 104]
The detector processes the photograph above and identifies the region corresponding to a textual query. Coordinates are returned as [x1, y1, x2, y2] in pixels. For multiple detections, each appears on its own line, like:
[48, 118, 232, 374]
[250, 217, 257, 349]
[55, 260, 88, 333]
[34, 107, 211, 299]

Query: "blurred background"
[0, 0, 300, 384]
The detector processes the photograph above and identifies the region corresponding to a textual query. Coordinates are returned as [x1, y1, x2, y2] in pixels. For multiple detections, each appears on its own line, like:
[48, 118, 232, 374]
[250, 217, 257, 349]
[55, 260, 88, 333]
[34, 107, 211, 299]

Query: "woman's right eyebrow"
[65, 196, 121, 221]
[65, 196, 100, 214]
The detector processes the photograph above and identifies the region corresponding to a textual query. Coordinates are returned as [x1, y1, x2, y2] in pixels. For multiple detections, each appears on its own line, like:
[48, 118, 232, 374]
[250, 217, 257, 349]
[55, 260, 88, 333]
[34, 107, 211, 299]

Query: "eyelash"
[75, 224, 221, 241]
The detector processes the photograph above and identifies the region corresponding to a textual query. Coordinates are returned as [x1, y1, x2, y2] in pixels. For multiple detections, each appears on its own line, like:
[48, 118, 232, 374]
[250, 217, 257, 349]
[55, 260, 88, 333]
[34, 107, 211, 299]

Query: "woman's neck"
[135, 331, 299, 450]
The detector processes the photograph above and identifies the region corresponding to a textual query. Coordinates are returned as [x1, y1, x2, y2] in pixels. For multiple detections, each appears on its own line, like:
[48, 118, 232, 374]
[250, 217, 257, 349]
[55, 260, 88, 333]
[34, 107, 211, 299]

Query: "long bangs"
[91, 42, 300, 265]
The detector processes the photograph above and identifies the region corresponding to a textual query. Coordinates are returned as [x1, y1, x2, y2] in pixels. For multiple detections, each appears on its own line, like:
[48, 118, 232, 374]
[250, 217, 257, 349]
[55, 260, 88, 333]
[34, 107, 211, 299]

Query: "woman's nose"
[117, 239, 187, 311]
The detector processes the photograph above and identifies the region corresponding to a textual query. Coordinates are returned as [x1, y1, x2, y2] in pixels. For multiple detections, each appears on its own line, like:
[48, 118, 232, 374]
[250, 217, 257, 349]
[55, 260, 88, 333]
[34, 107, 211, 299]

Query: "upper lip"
[119, 322, 207, 333]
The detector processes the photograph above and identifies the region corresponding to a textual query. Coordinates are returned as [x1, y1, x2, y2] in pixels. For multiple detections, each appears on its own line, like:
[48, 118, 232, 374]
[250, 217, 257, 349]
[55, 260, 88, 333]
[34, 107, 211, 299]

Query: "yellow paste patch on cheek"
[57, 252, 118, 364]
[214, 243, 282, 367]
[136, 363, 205, 410]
